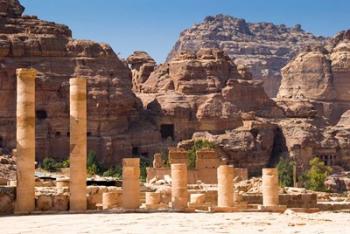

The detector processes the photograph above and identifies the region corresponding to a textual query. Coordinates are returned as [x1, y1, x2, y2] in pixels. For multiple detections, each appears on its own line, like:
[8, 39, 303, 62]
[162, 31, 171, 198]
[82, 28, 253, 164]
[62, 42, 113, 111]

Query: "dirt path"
[1, 211, 350, 234]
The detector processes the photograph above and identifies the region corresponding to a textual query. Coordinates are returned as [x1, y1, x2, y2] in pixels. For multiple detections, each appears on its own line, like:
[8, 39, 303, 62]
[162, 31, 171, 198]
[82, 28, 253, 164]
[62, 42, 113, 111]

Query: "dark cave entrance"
[36, 110, 48, 120]
[267, 127, 288, 167]
[160, 124, 175, 140]
[132, 147, 140, 157]
[0, 136, 3, 148]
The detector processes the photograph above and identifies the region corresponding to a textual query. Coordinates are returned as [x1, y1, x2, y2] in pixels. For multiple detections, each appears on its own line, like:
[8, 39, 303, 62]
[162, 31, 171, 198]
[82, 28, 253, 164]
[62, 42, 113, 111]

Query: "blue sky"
[21, 0, 350, 63]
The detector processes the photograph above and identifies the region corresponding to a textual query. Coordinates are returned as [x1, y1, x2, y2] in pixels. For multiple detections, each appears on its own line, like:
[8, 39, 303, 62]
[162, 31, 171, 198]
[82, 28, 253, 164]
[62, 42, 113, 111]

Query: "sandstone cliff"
[0, 0, 159, 165]
[128, 48, 285, 173]
[277, 30, 350, 123]
[167, 14, 328, 97]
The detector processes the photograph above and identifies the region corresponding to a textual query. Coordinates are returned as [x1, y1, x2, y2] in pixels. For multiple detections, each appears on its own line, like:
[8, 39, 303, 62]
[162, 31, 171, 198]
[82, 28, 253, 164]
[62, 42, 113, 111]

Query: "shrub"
[276, 157, 295, 187]
[140, 156, 151, 182]
[87, 151, 102, 176]
[62, 159, 70, 168]
[187, 140, 215, 169]
[302, 157, 333, 192]
[103, 165, 122, 179]
[42, 157, 59, 172]
[41, 157, 70, 172]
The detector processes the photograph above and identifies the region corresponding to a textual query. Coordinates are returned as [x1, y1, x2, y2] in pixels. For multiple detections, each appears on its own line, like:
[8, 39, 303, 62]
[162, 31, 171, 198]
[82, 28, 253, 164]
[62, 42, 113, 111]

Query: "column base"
[258, 205, 287, 213]
[209, 206, 240, 213]
[143, 203, 169, 210]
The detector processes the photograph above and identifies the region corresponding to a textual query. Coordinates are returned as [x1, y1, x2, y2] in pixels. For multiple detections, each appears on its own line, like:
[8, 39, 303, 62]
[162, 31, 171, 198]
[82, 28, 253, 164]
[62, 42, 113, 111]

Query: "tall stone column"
[122, 158, 140, 209]
[15, 68, 37, 214]
[217, 165, 234, 207]
[171, 163, 188, 210]
[262, 168, 279, 206]
[69, 77, 87, 211]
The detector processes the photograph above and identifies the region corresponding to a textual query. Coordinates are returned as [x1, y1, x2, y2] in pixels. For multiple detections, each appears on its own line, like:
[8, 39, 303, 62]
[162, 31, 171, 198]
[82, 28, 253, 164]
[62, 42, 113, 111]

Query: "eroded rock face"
[0, 0, 158, 165]
[278, 50, 335, 101]
[179, 119, 280, 175]
[167, 14, 327, 97]
[277, 34, 350, 123]
[130, 48, 284, 169]
[127, 51, 156, 92]
[0, 0, 24, 18]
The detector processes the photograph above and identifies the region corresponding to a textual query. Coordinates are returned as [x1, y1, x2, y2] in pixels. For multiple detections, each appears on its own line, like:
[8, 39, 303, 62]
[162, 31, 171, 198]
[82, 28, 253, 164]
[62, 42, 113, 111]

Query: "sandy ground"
[1, 211, 350, 234]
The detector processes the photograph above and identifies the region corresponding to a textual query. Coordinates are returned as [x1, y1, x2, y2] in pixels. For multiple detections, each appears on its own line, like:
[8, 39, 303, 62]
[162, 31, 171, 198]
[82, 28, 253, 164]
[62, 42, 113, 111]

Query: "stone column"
[15, 68, 37, 214]
[217, 165, 234, 207]
[171, 163, 188, 210]
[262, 168, 279, 207]
[122, 158, 140, 209]
[69, 77, 87, 211]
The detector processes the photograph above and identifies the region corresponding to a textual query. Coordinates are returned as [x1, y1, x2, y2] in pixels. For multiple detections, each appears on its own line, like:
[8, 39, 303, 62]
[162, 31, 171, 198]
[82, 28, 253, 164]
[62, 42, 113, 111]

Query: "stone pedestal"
[259, 168, 287, 212]
[153, 153, 162, 168]
[69, 78, 87, 212]
[102, 192, 122, 210]
[171, 163, 188, 210]
[217, 165, 234, 208]
[15, 68, 37, 214]
[190, 193, 206, 205]
[122, 158, 140, 209]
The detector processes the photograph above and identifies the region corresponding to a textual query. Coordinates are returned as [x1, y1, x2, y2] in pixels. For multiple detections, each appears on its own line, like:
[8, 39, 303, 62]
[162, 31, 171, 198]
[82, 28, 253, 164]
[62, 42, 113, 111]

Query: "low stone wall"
[147, 168, 217, 184]
[242, 193, 317, 208]
[0, 186, 15, 215]
[87, 186, 122, 209]
[317, 202, 350, 211]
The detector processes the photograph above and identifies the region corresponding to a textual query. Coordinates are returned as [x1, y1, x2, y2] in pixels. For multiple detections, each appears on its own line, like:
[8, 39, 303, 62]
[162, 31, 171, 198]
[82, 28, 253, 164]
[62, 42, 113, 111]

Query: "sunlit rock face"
[167, 14, 328, 97]
[277, 31, 350, 124]
[0, 0, 160, 165]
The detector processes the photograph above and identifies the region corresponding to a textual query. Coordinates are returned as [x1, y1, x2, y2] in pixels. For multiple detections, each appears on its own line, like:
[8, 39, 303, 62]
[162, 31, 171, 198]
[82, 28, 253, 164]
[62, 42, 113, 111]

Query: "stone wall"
[0, 186, 15, 215]
[242, 193, 317, 208]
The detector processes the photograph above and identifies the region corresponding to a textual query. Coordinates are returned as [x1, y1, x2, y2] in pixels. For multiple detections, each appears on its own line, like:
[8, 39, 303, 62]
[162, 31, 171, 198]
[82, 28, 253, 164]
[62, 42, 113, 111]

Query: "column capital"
[16, 68, 37, 80]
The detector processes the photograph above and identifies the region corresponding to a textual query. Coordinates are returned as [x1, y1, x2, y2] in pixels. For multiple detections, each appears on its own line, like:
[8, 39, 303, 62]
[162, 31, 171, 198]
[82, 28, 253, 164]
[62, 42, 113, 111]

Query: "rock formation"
[274, 31, 350, 172]
[1, 0, 350, 177]
[129, 48, 285, 174]
[127, 51, 156, 92]
[167, 14, 328, 97]
[0, 0, 158, 165]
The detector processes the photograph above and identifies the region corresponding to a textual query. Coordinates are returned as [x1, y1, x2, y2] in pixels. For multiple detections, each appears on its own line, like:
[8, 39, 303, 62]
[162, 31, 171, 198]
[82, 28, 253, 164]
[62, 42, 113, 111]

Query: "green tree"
[187, 140, 215, 169]
[303, 157, 333, 192]
[276, 157, 295, 187]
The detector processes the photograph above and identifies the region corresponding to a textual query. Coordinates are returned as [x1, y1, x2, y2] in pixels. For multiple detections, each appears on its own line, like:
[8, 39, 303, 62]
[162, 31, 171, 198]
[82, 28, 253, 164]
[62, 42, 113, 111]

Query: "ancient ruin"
[1, 2, 350, 234]
[15, 68, 36, 214]
[69, 77, 87, 212]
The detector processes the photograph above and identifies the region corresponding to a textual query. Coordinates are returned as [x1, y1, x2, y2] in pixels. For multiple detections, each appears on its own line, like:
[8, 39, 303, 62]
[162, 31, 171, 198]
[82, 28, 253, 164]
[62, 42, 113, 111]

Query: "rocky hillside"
[0, 0, 160, 165]
[167, 14, 328, 97]
[277, 30, 350, 123]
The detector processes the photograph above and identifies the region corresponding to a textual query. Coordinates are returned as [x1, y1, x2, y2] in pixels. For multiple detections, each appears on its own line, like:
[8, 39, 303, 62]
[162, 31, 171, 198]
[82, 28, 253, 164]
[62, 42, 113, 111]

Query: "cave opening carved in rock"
[160, 124, 175, 141]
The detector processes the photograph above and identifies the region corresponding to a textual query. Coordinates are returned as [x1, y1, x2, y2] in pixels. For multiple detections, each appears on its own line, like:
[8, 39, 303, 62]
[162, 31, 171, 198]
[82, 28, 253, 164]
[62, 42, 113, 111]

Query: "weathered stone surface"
[133, 49, 283, 155]
[127, 51, 156, 92]
[180, 119, 280, 175]
[0, 186, 15, 214]
[277, 35, 350, 122]
[167, 14, 327, 97]
[278, 50, 335, 101]
[0, 0, 24, 18]
[0, 0, 160, 166]
[36, 195, 53, 211]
